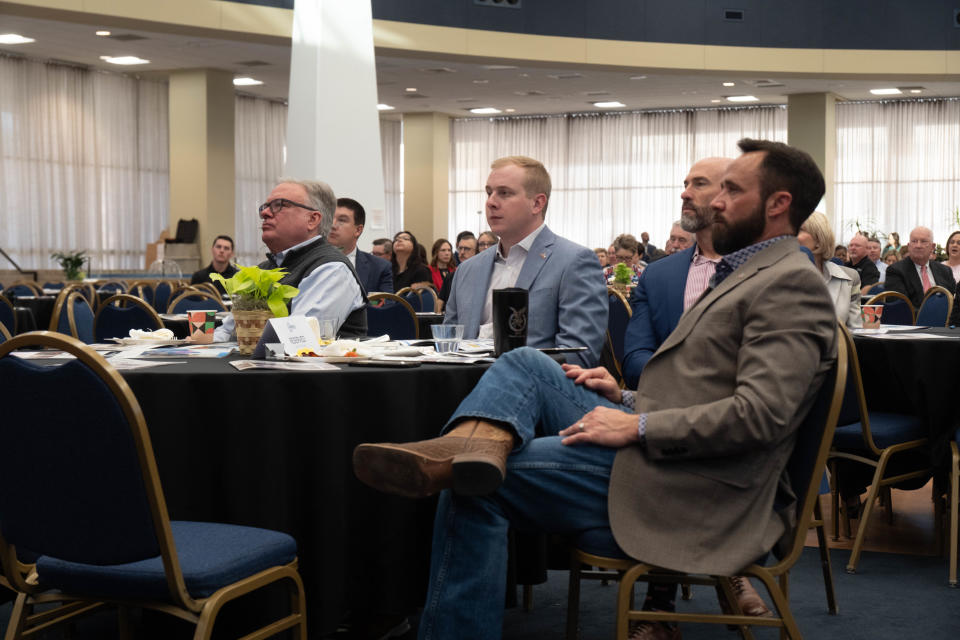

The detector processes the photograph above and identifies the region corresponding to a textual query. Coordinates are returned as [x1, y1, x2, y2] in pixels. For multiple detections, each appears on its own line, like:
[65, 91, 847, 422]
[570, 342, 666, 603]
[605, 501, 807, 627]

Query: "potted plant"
[610, 262, 634, 296]
[210, 265, 299, 354]
[51, 250, 87, 281]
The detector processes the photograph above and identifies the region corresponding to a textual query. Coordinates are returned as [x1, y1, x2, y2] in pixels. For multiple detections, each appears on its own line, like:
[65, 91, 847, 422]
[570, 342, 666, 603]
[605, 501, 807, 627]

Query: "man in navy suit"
[884, 225, 955, 309]
[444, 156, 607, 367]
[328, 197, 394, 294]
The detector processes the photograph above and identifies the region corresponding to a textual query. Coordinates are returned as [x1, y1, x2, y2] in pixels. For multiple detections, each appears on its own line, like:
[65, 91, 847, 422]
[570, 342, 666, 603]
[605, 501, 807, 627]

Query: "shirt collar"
[497, 222, 546, 259]
[267, 235, 322, 267]
[691, 243, 720, 266]
[712, 235, 792, 287]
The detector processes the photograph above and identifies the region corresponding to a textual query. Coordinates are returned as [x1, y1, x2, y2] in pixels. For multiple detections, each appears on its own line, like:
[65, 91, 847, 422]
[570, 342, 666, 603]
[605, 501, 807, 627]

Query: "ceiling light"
[711, 99, 722, 103]
[95, 30, 111, 37]
[722, 82, 735, 87]
[482, 64, 517, 70]
[629, 75, 647, 80]
[505, 108, 516, 113]
[592, 101, 626, 108]
[99, 55, 150, 65]
[472, 79, 489, 84]
[910, 89, 922, 94]
[469, 107, 502, 114]
[725, 95, 759, 102]
[869, 88, 902, 95]
[376, 104, 395, 111]
[233, 77, 263, 86]
[0, 33, 35, 45]
[405, 87, 417, 92]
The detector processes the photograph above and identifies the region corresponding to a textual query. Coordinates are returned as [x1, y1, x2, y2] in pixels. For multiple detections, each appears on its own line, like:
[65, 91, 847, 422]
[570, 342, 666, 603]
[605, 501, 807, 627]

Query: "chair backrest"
[63, 282, 98, 311]
[774, 324, 847, 568]
[916, 285, 953, 327]
[606, 287, 632, 367]
[865, 290, 915, 325]
[50, 291, 95, 343]
[98, 280, 127, 294]
[94, 294, 165, 341]
[867, 283, 884, 296]
[152, 281, 175, 313]
[0, 321, 10, 343]
[367, 293, 419, 339]
[0, 294, 15, 335]
[418, 286, 439, 314]
[395, 287, 423, 312]
[0, 332, 191, 604]
[42, 282, 65, 291]
[6, 282, 41, 298]
[168, 289, 227, 314]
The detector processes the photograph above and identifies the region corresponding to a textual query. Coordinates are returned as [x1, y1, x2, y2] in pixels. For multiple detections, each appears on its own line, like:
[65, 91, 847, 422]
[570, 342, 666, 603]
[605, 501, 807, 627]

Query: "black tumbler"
[493, 287, 528, 356]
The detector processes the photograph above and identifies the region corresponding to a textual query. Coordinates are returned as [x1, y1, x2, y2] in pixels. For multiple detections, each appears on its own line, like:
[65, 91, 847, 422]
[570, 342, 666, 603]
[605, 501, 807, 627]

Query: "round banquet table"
[852, 326, 960, 471]
[119, 355, 489, 636]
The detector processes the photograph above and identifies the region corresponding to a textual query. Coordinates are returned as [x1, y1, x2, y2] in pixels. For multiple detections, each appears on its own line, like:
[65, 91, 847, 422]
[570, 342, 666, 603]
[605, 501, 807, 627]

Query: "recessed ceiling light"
[376, 104, 395, 111]
[99, 55, 150, 65]
[233, 77, 263, 86]
[95, 30, 111, 37]
[473, 79, 489, 84]
[711, 99, 722, 103]
[629, 75, 647, 80]
[0, 33, 35, 45]
[505, 108, 516, 113]
[910, 89, 922, 94]
[469, 107, 502, 114]
[592, 101, 626, 108]
[725, 95, 759, 102]
[869, 88, 902, 95]
[481, 64, 517, 70]
[405, 87, 417, 92]
[722, 82, 735, 87]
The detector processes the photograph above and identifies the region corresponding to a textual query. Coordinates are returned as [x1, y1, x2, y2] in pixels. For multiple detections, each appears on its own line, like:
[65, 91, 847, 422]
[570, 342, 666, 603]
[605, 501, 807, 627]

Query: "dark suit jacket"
[883, 258, 955, 309]
[355, 249, 393, 295]
[621, 246, 694, 387]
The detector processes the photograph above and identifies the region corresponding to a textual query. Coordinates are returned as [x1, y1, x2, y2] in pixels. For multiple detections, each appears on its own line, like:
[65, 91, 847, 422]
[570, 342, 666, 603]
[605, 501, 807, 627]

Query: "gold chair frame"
[48, 290, 93, 341]
[950, 439, 959, 586]
[916, 285, 954, 327]
[94, 294, 165, 338]
[566, 327, 848, 640]
[0, 321, 11, 341]
[167, 289, 228, 314]
[396, 285, 441, 313]
[0, 294, 16, 334]
[0, 332, 307, 640]
[604, 286, 633, 388]
[828, 323, 934, 573]
[62, 282, 99, 312]
[864, 290, 916, 325]
[6, 281, 42, 296]
[367, 293, 419, 339]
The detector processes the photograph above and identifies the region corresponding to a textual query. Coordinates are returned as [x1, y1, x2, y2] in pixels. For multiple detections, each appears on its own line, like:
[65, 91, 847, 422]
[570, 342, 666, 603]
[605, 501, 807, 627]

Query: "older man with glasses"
[213, 178, 367, 341]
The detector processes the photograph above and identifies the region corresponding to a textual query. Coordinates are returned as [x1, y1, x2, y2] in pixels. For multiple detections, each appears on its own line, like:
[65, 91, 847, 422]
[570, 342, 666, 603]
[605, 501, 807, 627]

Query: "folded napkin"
[129, 328, 175, 341]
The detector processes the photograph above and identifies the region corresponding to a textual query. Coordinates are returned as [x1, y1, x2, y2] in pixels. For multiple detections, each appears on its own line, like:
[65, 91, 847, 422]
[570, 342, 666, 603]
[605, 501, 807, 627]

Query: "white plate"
[108, 337, 190, 346]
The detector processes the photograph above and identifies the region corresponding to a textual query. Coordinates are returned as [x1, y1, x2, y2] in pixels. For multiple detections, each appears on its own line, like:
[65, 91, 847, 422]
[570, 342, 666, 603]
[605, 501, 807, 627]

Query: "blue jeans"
[418, 347, 625, 640]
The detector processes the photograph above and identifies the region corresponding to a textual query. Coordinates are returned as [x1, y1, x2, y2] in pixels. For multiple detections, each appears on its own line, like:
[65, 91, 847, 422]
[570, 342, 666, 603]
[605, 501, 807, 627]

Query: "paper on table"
[108, 359, 185, 370]
[231, 359, 340, 371]
[866, 332, 958, 340]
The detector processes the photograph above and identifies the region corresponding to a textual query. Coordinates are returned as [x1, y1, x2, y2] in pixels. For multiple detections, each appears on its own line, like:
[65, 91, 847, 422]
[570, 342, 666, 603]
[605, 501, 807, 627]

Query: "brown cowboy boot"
[353, 421, 515, 498]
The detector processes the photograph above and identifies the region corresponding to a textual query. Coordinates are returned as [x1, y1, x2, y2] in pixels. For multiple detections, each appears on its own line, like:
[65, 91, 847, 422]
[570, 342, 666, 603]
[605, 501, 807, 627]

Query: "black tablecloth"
[120, 356, 488, 636]
[853, 327, 960, 470]
[10, 295, 56, 334]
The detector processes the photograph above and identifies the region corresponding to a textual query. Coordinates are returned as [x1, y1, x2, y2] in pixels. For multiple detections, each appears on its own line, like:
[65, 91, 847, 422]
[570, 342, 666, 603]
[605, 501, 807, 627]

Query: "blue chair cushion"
[37, 521, 296, 600]
[833, 412, 926, 451]
[576, 527, 629, 560]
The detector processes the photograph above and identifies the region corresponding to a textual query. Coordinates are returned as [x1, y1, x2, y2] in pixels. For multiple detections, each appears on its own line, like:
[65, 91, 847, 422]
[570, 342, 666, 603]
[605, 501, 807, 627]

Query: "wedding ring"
[578, 422, 585, 432]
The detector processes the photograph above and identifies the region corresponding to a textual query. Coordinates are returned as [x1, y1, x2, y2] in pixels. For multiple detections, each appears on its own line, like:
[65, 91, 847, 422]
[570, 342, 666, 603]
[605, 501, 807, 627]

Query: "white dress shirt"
[477, 223, 546, 339]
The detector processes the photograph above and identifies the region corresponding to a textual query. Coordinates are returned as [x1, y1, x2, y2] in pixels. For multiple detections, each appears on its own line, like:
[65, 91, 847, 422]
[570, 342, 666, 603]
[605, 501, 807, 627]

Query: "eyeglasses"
[477, 241, 494, 249]
[258, 198, 316, 215]
[457, 245, 474, 252]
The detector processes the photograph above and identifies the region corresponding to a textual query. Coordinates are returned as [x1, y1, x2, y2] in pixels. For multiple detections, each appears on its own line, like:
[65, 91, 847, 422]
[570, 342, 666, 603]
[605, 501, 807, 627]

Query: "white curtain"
[234, 95, 288, 266]
[449, 106, 786, 250]
[835, 99, 960, 248]
[0, 54, 168, 272]
[380, 118, 403, 235]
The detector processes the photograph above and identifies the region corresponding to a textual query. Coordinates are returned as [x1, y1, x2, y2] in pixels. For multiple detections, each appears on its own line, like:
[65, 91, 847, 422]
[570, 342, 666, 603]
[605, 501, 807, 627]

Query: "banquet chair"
[127, 280, 155, 305]
[866, 284, 884, 296]
[827, 323, 930, 573]
[865, 291, 915, 325]
[0, 321, 10, 343]
[367, 293, 419, 339]
[49, 290, 95, 344]
[64, 281, 99, 312]
[168, 289, 228, 314]
[97, 280, 127, 295]
[6, 281, 42, 297]
[395, 287, 424, 312]
[565, 326, 847, 639]
[42, 282, 65, 291]
[949, 430, 960, 586]
[153, 280, 175, 313]
[915, 286, 953, 327]
[192, 282, 225, 300]
[94, 294, 165, 342]
[0, 332, 307, 640]
[417, 285, 440, 313]
[0, 294, 16, 334]
[606, 286, 632, 371]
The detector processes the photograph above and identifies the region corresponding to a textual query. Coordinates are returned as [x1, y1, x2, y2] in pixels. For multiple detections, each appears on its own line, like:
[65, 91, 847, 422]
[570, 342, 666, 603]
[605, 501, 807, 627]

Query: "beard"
[711, 202, 766, 255]
[680, 202, 712, 232]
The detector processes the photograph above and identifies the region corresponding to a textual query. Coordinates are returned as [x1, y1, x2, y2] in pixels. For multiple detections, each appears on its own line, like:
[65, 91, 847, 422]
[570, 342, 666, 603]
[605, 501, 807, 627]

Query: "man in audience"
[371, 238, 393, 262]
[640, 231, 665, 262]
[884, 225, 956, 308]
[353, 139, 836, 640]
[443, 156, 607, 367]
[603, 234, 646, 285]
[213, 179, 367, 341]
[663, 222, 695, 255]
[845, 233, 880, 295]
[328, 197, 393, 294]
[867, 237, 887, 283]
[190, 234, 237, 294]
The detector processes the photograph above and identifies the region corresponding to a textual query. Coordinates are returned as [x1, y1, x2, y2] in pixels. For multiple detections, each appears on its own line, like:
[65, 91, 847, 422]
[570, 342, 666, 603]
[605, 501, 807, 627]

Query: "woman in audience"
[834, 244, 848, 263]
[477, 230, 498, 253]
[943, 231, 960, 282]
[798, 212, 862, 328]
[429, 239, 456, 290]
[882, 248, 899, 266]
[391, 230, 433, 291]
[883, 231, 901, 254]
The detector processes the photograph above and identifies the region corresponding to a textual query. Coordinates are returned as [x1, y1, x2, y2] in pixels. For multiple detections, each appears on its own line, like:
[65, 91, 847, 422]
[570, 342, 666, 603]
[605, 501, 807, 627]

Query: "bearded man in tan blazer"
[354, 139, 838, 640]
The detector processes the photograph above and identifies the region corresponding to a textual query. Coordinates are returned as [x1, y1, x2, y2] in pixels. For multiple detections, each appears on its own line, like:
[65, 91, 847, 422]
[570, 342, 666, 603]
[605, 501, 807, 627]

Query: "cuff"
[638, 413, 647, 449]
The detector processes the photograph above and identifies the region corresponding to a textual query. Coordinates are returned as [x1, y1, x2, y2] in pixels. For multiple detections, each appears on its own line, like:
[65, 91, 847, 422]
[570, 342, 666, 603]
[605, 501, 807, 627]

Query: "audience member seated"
[867, 236, 887, 283]
[190, 235, 237, 294]
[603, 234, 646, 285]
[353, 139, 835, 640]
[834, 244, 848, 263]
[798, 212, 862, 328]
[477, 230, 498, 253]
[429, 238, 456, 290]
[213, 179, 366, 342]
[371, 237, 392, 262]
[594, 247, 608, 267]
[391, 230, 433, 292]
[639, 231, 665, 262]
[452, 231, 476, 266]
[883, 231, 901, 255]
[844, 233, 880, 295]
[882, 248, 898, 267]
[663, 221, 694, 255]
[443, 155, 606, 367]
[328, 197, 393, 294]
[942, 230, 960, 283]
[884, 226, 956, 309]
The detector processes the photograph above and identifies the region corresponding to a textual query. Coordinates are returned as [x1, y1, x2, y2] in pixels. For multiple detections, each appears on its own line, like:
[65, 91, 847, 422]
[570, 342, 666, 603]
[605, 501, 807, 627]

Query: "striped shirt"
[683, 245, 721, 310]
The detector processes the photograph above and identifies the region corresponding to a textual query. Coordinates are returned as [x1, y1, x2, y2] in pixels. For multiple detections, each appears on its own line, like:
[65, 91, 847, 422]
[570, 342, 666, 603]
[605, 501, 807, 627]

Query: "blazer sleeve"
[376, 259, 394, 293]
[882, 262, 909, 300]
[555, 247, 608, 368]
[621, 271, 656, 388]
[845, 269, 863, 329]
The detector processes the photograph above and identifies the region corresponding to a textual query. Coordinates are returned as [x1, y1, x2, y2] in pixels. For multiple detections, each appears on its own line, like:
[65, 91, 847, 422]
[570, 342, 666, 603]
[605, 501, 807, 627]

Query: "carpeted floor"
[3, 547, 958, 638]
